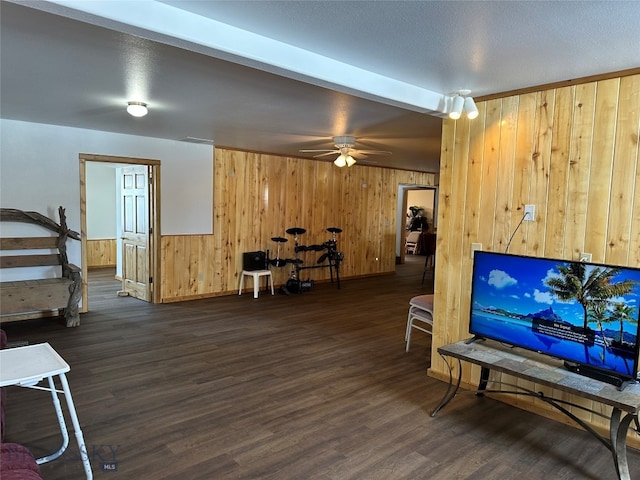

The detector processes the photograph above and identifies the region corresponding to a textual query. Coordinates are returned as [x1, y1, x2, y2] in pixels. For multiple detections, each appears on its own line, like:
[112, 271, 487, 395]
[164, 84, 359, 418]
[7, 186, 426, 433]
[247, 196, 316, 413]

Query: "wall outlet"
[524, 204, 535, 222]
[471, 243, 482, 259]
[580, 252, 592, 263]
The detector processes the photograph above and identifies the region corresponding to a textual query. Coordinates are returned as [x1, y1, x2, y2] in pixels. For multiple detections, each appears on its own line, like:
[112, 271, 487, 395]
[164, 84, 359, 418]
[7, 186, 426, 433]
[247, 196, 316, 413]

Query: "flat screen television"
[469, 251, 640, 388]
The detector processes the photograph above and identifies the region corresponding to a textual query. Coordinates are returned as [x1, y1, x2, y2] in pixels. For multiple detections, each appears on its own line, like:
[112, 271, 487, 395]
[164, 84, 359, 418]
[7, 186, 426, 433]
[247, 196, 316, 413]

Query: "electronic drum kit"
[267, 226, 344, 293]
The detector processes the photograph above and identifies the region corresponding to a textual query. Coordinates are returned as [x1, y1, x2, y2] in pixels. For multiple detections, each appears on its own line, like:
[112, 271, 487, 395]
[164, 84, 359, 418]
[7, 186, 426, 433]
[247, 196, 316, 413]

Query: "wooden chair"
[405, 231, 422, 254]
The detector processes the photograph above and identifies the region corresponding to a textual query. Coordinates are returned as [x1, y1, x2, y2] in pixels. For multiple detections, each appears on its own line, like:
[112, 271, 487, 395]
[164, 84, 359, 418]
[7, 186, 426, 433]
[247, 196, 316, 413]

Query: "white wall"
[407, 189, 435, 230]
[0, 119, 214, 274]
[86, 162, 117, 239]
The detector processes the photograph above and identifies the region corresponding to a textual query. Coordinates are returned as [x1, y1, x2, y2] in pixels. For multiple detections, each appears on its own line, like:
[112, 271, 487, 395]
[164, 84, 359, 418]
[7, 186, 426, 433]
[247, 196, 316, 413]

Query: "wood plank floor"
[2, 257, 638, 479]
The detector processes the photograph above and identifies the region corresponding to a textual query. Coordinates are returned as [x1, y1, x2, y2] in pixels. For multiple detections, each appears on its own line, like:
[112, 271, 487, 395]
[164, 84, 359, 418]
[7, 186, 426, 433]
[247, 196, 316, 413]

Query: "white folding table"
[0, 342, 92, 479]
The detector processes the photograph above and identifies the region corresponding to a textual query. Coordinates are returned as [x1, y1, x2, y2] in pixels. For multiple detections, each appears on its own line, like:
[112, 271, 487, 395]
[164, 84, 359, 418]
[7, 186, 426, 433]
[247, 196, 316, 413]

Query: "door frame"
[79, 153, 161, 311]
[397, 184, 438, 264]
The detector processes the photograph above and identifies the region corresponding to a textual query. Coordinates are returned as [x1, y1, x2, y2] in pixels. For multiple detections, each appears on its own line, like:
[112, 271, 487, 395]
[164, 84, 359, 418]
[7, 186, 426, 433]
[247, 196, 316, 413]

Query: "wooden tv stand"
[432, 339, 640, 480]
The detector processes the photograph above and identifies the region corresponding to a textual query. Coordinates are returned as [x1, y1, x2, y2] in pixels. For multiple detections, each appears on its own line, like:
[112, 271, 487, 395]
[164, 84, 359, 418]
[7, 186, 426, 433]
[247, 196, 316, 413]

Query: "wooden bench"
[0, 207, 82, 327]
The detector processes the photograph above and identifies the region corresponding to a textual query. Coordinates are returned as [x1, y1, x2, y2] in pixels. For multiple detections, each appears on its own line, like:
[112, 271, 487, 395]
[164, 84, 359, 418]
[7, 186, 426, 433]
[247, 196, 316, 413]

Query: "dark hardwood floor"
[2, 256, 638, 479]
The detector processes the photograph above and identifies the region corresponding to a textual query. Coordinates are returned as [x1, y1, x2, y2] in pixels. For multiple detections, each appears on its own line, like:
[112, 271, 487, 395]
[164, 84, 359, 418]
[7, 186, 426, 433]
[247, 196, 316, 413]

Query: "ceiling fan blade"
[313, 151, 340, 158]
[299, 149, 338, 153]
[355, 150, 392, 156]
[350, 151, 368, 159]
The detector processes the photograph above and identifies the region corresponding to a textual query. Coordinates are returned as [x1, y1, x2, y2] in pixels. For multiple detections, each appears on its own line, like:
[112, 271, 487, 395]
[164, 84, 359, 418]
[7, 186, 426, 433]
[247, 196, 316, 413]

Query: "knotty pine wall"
[86, 239, 117, 268]
[160, 148, 436, 301]
[431, 73, 640, 443]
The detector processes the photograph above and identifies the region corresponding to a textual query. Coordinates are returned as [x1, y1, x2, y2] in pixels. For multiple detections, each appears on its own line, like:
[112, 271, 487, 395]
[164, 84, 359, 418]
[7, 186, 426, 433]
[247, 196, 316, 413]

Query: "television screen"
[469, 251, 640, 384]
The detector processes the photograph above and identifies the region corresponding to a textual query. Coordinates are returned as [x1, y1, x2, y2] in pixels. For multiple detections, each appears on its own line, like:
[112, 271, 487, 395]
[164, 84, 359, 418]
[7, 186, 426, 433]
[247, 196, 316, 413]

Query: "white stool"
[239, 270, 274, 299]
[405, 294, 434, 352]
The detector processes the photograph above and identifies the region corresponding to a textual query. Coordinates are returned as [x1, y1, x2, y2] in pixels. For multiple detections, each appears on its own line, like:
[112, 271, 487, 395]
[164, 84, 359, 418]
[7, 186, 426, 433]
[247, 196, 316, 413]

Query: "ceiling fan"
[299, 136, 391, 167]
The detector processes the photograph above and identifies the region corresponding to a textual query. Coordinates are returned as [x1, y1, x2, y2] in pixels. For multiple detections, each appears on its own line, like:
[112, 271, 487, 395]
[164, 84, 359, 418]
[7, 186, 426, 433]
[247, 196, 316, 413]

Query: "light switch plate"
[524, 204, 535, 222]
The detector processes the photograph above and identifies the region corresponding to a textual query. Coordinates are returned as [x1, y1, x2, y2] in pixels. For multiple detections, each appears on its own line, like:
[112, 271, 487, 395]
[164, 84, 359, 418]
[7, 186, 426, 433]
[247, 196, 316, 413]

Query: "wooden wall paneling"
[606, 75, 640, 265]
[543, 87, 574, 259]
[163, 235, 180, 298]
[199, 235, 215, 293]
[511, 93, 538, 256]
[188, 235, 200, 295]
[477, 99, 503, 251]
[431, 120, 456, 376]
[216, 152, 235, 293]
[177, 236, 191, 297]
[379, 169, 396, 273]
[585, 78, 619, 263]
[86, 238, 117, 267]
[630, 79, 640, 267]
[160, 236, 171, 299]
[494, 96, 519, 252]
[363, 168, 376, 274]
[446, 114, 471, 384]
[266, 155, 288, 287]
[233, 151, 251, 283]
[364, 168, 379, 275]
[565, 83, 597, 261]
[527, 91, 555, 258]
[212, 154, 226, 293]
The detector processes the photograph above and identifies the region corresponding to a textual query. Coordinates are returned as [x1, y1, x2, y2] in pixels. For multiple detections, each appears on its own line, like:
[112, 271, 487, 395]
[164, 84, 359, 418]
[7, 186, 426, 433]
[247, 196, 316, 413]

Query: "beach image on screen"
[469, 252, 640, 378]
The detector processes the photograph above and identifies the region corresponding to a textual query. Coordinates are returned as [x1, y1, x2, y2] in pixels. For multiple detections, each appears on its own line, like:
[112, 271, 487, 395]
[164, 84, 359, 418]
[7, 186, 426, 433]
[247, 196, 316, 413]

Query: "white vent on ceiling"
[177, 136, 215, 145]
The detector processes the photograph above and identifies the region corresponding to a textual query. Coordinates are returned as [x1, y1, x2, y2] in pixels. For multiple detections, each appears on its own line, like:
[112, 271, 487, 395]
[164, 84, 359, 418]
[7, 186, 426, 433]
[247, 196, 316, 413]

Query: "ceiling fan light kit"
[334, 154, 350, 167]
[127, 101, 148, 117]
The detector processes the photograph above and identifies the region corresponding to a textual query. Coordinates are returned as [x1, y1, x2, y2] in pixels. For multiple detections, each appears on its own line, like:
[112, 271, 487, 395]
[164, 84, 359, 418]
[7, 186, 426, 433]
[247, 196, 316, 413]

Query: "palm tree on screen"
[612, 302, 637, 345]
[544, 263, 636, 331]
[587, 301, 612, 350]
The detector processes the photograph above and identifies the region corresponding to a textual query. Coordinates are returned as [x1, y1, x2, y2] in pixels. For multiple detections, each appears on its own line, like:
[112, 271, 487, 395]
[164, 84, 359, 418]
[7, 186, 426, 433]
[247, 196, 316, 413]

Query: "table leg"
[36, 376, 70, 464]
[59, 373, 93, 480]
[431, 355, 462, 416]
[609, 408, 635, 480]
[476, 367, 490, 397]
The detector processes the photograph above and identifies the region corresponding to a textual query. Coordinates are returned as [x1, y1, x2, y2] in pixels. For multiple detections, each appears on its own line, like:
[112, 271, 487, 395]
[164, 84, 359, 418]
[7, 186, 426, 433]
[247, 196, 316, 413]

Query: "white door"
[120, 165, 151, 301]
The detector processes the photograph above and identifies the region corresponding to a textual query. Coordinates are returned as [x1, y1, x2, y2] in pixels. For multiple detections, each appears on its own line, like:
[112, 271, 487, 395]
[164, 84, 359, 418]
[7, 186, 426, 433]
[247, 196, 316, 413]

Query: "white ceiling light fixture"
[127, 101, 148, 117]
[449, 90, 477, 120]
[449, 95, 464, 120]
[464, 96, 478, 119]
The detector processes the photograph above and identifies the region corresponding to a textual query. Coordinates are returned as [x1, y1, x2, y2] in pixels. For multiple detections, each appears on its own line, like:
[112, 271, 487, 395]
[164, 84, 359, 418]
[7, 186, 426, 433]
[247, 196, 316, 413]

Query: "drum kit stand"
[267, 226, 344, 294]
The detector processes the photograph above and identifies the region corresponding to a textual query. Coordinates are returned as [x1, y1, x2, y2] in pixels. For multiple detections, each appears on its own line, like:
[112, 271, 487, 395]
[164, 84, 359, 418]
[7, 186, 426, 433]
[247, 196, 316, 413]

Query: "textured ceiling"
[1, 1, 639, 172]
